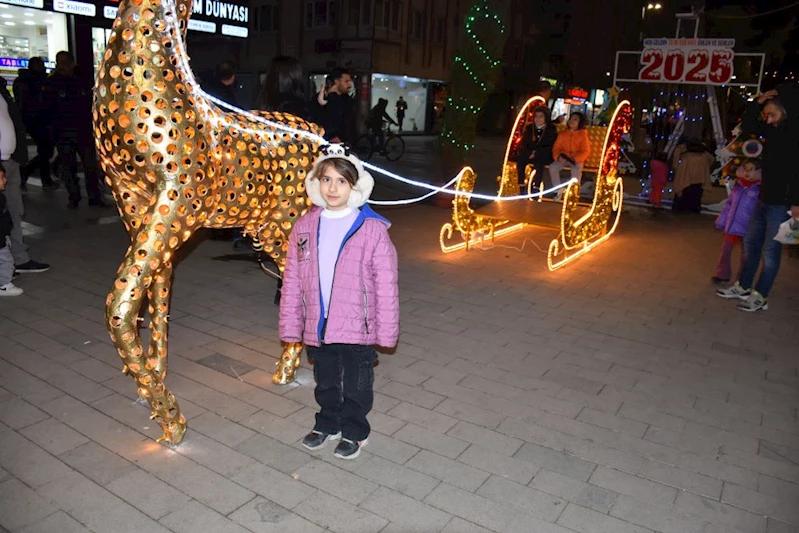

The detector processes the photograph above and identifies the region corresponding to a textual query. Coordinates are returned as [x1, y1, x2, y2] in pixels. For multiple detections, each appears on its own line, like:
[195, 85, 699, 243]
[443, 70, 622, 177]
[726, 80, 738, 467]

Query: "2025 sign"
[638, 39, 735, 85]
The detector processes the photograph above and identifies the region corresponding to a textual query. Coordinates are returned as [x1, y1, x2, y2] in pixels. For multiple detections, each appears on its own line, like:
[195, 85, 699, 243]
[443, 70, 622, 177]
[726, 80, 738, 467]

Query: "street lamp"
[641, 2, 663, 40]
[642, 3, 663, 21]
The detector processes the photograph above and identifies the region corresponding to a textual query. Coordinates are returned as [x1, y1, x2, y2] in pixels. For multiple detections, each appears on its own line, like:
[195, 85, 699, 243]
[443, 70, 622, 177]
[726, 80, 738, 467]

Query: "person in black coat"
[260, 56, 312, 121]
[516, 105, 557, 189]
[41, 51, 104, 208]
[13, 57, 55, 188]
[716, 82, 799, 311]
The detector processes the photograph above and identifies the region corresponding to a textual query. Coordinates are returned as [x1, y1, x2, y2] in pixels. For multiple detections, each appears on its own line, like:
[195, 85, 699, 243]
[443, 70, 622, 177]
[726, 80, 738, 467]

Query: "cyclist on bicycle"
[367, 98, 398, 154]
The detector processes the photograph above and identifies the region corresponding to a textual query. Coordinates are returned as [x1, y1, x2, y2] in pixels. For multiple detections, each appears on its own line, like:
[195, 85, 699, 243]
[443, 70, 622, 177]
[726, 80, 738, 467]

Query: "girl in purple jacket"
[280, 144, 399, 460]
[712, 159, 761, 284]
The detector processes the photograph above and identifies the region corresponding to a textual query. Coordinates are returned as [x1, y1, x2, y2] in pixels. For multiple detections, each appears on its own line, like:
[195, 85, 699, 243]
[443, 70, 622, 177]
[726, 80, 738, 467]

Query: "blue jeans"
[739, 201, 790, 297]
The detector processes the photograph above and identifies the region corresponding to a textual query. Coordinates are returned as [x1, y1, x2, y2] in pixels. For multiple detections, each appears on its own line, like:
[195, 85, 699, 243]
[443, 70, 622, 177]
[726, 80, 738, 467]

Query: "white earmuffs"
[305, 144, 375, 209]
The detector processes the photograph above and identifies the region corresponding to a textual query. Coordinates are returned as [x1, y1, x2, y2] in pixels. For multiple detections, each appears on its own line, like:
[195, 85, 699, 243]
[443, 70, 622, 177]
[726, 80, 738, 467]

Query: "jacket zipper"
[362, 286, 369, 334]
[320, 217, 365, 344]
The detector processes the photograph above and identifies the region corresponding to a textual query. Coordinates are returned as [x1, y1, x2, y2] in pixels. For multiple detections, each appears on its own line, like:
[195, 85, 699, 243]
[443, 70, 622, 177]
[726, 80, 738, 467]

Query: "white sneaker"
[737, 291, 768, 312]
[0, 282, 23, 296]
[715, 282, 751, 300]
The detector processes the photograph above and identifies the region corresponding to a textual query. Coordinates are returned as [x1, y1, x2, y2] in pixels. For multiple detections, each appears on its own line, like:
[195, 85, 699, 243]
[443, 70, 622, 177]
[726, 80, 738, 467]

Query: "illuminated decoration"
[441, 0, 509, 156]
[96, 0, 321, 444]
[548, 101, 632, 270]
[440, 96, 633, 272]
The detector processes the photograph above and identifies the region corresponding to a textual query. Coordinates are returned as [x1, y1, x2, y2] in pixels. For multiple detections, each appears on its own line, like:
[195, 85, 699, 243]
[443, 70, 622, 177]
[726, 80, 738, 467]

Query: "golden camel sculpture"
[95, 0, 320, 444]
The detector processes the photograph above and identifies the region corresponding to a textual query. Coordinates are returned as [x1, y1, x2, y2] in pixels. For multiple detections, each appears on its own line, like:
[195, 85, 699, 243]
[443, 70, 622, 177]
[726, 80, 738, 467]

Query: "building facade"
[0, 0, 250, 92]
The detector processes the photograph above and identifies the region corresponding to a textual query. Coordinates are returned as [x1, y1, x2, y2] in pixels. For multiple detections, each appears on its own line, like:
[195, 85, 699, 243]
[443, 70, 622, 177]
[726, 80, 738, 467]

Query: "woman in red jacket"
[548, 112, 591, 199]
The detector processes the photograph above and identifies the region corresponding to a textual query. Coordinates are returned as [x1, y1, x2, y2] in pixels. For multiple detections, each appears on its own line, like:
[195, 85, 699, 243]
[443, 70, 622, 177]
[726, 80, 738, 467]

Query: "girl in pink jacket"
[280, 143, 399, 460]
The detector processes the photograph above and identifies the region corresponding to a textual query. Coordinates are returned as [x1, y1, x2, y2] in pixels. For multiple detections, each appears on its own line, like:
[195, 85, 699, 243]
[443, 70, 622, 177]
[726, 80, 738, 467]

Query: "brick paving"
[1, 165, 798, 532]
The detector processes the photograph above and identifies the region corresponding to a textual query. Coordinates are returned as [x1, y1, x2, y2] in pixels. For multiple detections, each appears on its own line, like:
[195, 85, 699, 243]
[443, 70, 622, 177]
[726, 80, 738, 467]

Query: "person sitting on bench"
[516, 106, 557, 190]
[549, 113, 591, 199]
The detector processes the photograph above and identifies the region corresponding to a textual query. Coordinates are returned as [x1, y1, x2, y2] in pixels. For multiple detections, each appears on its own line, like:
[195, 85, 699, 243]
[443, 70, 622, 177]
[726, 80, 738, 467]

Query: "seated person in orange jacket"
[548, 113, 591, 194]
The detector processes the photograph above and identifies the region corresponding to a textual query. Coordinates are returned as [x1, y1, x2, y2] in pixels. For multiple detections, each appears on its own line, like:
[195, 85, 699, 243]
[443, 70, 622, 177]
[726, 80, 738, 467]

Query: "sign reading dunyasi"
[192, 1, 248, 23]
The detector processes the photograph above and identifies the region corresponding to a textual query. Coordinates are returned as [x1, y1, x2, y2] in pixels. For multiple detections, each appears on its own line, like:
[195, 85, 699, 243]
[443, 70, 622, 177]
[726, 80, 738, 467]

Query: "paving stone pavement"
[1, 192, 798, 533]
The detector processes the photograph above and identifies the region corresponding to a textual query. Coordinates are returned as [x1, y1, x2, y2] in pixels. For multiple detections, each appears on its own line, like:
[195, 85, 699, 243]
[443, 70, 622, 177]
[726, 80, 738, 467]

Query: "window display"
[0, 3, 67, 87]
[371, 74, 427, 133]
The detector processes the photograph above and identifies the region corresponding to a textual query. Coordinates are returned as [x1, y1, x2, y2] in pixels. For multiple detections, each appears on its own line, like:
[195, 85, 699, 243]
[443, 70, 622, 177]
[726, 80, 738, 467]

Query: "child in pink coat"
[648, 153, 669, 208]
[280, 144, 399, 460]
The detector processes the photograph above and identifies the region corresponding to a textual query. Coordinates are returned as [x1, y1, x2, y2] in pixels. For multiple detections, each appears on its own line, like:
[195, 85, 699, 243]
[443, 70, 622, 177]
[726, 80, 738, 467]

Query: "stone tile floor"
[1, 194, 798, 533]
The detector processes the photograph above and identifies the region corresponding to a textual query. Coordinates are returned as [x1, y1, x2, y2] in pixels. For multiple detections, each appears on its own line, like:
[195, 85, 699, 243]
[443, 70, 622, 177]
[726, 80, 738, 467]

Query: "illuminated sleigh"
[439, 98, 632, 271]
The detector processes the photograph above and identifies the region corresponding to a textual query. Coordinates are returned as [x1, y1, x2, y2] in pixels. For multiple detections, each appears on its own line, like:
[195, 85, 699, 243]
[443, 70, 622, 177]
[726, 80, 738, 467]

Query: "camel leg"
[106, 219, 188, 445]
[146, 261, 172, 380]
[273, 342, 303, 385]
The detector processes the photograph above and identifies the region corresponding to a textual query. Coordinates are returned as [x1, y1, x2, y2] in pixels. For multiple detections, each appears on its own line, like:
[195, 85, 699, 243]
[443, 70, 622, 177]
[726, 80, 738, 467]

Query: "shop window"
[433, 17, 444, 45]
[410, 10, 424, 40]
[255, 5, 279, 32]
[347, 0, 358, 25]
[361, 0, 372, 25]
[375, 0, 400, 30]
[0, 5, 67, 89]
[306, 0, 336, 28]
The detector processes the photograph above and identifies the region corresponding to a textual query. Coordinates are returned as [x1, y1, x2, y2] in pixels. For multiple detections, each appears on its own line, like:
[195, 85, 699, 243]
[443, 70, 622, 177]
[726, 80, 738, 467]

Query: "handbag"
[774, 213, 799, 245]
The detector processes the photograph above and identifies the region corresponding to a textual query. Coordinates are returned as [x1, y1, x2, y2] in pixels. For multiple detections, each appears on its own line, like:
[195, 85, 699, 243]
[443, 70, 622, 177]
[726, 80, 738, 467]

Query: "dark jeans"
[739, 201, 790, 298]
[23, 124, 54, 185]
[517, 159, 548, 189]
[56, 137, 101, 203]
[307, 343, 377, 441]
[397, 113, 405, 131]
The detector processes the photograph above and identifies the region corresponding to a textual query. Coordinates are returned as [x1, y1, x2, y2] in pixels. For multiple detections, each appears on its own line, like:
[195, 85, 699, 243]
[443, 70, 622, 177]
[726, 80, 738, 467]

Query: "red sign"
[567, 88, 588, 100]
[638, 38, 735, 85]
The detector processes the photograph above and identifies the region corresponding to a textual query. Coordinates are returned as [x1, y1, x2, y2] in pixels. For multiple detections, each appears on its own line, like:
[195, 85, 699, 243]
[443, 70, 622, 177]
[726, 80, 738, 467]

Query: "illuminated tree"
[440, 0, 511, 167]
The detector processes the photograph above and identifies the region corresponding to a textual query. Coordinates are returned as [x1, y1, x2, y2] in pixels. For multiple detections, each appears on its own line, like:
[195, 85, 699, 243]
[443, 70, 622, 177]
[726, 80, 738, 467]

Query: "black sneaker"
[301, 430, 342, 451]
[333, 437, 368, 460]
[15, 260, 50, 274]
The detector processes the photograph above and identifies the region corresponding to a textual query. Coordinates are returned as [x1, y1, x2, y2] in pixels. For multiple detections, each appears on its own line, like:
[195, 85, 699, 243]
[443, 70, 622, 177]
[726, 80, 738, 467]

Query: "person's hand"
[317, 84, 328, 106]
[790, 205, 799, 219]
[529, 151, 536, 158]
[757, 89, 779, 105]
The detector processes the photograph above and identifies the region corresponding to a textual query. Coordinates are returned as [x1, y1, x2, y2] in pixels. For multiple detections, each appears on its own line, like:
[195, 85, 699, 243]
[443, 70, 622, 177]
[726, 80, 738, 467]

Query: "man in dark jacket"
[316, 68, 355, 143]
[716, 82, 799, 311]
[13, 57, 55, 188]
[42, 51, 104, 209]
[202, 61, 238, 107]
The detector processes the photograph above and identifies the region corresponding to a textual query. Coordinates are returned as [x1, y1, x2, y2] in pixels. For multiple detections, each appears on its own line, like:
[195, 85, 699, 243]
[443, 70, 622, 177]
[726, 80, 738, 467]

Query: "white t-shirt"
[0, 97, 17, 161]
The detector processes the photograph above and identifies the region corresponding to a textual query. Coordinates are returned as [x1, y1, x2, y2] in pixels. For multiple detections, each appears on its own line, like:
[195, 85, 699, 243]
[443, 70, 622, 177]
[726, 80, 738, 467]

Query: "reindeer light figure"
[95, 0, 321, 444]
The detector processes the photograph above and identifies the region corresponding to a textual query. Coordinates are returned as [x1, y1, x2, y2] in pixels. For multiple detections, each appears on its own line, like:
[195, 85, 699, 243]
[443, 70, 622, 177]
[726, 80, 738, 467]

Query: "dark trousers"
[56, 137, 101, 203]
[517, 159, 548, 189]
[397, 113, 405, 131]
[23, 125, 54, 185]
[307, 343, 376, 441]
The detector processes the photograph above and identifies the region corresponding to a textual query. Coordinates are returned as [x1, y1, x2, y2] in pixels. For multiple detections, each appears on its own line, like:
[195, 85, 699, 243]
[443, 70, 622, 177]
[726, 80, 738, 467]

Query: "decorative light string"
[164, 3, 565, 205]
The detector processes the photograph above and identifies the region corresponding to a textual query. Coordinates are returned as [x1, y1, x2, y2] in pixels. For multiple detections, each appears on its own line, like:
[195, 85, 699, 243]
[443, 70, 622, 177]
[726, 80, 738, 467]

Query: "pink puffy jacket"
[279, 205, 400, 348]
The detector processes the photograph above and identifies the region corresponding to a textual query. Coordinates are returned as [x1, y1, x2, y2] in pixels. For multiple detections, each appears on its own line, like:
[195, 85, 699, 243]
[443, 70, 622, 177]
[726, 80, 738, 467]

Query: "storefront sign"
[638, 38, 735, 85]
[221, 24, 247, 38]
[95, 0, 247, 38]
[191, 1, 248, 23]
[0, 0, 44, 8]
[566, 88, 588, 102]
[188, 19, 216, 33]
[54, 0, 96, 16]
[0, 56, 55, 69]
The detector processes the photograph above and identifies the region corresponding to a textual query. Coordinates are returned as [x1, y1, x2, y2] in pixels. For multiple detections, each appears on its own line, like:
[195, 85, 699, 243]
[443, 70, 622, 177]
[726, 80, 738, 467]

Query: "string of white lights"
[164, 1, 571, 205]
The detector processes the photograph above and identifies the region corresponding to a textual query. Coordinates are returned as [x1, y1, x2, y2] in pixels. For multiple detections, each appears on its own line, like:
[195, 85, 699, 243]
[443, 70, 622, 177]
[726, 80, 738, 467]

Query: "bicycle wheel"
[384, 134, 405, 161]
[354, 135, 374, 161]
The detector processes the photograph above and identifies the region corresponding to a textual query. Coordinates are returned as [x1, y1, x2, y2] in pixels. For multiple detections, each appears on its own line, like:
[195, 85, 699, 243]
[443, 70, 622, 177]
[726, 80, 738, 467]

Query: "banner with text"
[638, 38, 735, 85]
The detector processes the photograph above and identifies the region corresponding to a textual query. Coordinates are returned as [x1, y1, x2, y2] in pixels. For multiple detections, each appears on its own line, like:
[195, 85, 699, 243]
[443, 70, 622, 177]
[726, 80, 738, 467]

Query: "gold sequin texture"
[96, 0, 321, 444]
